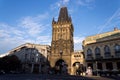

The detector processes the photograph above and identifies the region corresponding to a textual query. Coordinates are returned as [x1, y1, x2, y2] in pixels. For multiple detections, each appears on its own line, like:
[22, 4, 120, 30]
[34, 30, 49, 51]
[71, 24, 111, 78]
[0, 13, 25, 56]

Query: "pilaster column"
[113, 62, 117, 70]
[31, 64, 34, 73]
[93, 62, 96, 70]
[102, 62, 106, 70]
[39, 64, 41, 73]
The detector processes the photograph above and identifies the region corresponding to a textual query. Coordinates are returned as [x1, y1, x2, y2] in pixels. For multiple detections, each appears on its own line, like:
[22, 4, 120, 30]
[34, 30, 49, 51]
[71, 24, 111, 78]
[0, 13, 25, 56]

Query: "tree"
[0, 55, 21, 73]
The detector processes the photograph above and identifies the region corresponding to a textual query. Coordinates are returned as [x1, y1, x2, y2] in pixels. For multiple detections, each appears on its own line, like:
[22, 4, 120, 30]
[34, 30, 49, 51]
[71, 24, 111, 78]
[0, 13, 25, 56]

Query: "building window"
[87, 49, 92, 59]
[87, 49, 92, 55]
[97, 63, 102, 70]
[117, 62, 120, 69]
[115, 44, 120, 57]
[87, 49, 92, 56]
[106, 62, 113, 70]
[104, 45, 111, 57]
[95, 47, 101, 58]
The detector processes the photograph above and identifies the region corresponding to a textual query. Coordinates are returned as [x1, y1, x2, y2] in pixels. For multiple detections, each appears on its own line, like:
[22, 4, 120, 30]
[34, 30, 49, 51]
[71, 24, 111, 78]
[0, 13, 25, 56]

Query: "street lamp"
[59, 50, 63, 74]
[60, 50, 63, 59]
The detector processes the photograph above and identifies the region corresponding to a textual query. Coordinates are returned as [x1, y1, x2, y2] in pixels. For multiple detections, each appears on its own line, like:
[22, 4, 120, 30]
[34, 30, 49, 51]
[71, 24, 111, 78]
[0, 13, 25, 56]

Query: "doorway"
[55, 59, 68, 74]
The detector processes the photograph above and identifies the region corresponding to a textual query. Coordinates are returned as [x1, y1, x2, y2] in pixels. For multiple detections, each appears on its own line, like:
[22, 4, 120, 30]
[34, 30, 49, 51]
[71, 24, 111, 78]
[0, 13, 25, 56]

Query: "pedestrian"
[86, 66, 92, 76]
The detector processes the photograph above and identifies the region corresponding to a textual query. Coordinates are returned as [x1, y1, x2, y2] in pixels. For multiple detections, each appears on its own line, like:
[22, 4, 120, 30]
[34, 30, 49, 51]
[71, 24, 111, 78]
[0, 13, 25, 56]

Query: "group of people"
[76, 66, 92, 76]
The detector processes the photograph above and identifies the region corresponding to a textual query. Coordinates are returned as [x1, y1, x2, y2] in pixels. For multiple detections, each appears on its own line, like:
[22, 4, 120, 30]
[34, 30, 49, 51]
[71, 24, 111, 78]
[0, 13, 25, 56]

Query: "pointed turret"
[52, 17, 55, 24]
[58, 7, 71, 22]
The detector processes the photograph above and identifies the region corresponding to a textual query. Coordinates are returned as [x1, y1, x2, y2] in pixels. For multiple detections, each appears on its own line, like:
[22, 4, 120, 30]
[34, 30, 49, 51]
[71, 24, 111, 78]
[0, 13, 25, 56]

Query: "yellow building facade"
[83, 28, 120, 75]
[71, 50, 85, 75]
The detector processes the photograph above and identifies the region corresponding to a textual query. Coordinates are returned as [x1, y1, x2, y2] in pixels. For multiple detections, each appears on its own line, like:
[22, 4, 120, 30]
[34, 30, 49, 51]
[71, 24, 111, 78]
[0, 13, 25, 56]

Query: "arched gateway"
[54, 59, 68, 74]
[49, 7, 74, 74]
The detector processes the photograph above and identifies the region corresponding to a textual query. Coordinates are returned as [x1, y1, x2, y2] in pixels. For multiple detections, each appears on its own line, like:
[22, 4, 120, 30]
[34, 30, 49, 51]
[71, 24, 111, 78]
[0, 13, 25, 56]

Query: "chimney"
[114, 27, 118, 31]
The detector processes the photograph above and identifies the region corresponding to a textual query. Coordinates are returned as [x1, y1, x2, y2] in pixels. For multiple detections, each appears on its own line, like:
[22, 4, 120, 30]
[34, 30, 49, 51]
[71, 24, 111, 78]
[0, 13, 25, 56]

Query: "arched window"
[115, 44, 120, 52]
[104, 45, 111, 57]
[87, 49, 92, 56]
[104, 45, 110, 52]
[95, 47, 101, 58]
[95, 47, 100, 54]
[115, 44, 120, 56]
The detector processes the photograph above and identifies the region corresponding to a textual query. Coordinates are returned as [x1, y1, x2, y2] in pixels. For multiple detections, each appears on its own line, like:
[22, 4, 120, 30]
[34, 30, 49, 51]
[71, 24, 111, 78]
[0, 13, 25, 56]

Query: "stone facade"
[50, 7, 74, 74]
[71, 50, 85, 75]
[9, 43, 50, 73]
[82, 28, 120, 74]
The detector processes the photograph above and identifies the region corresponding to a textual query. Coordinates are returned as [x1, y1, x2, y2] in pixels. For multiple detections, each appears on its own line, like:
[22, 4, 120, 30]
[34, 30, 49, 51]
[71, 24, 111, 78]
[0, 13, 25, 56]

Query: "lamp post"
[60, 50, 63, 59]
[60, 50, 63, 74]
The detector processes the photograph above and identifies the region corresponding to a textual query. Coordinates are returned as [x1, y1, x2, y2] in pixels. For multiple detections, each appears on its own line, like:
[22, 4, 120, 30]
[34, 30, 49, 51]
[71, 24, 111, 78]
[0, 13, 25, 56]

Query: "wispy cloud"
[19, 12, 49, 37]
[0, 0, 96, 54]
[0, 12, 51, 54]
[36, 36, 51, 45]
[74, 36, 85, 44]
[74, 36, 85, 50]
[51, 0, 95, 10]
[50, 0, 95, 17]
[50, 0, 70, 10]
[76, 0, 94, 6]
[98, 8, 120, 34]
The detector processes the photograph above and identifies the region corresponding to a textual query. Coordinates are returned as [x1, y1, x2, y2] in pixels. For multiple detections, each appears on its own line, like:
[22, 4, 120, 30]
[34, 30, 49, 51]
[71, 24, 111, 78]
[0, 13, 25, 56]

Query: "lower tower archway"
[54, 59, 68, 74]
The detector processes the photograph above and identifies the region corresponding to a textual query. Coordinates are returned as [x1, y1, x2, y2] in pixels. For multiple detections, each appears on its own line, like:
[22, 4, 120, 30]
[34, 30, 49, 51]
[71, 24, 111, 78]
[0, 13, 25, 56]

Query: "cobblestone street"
[0, 74, 119, 80]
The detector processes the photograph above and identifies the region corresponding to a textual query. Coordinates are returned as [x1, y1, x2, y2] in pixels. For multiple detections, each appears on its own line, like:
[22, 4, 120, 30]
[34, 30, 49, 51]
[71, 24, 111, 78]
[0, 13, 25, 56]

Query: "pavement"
[0, 74, 119, 80]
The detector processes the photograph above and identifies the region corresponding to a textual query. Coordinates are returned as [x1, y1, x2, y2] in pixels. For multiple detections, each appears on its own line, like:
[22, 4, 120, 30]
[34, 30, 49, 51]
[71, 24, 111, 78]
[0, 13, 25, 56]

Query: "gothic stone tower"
[50, 7, 74, 74]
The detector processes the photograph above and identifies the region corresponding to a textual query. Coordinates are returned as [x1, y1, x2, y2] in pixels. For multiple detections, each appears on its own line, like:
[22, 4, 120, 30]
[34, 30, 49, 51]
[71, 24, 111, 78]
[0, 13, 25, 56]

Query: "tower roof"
[58, 7, 71, 22]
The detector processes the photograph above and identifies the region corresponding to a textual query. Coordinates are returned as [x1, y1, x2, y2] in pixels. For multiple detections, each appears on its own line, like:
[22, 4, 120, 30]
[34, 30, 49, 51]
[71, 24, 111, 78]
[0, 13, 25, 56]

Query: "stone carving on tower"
[50, 7, 74, 74]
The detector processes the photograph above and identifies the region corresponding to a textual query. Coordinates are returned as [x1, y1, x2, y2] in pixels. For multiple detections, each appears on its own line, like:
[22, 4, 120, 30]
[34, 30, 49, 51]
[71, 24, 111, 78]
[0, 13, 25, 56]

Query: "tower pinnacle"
[58, 7, 71, 22]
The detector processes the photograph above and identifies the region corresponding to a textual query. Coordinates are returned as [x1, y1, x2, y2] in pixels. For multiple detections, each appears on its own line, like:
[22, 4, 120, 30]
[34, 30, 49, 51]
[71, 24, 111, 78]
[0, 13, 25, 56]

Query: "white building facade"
[9, 43, 51, 73]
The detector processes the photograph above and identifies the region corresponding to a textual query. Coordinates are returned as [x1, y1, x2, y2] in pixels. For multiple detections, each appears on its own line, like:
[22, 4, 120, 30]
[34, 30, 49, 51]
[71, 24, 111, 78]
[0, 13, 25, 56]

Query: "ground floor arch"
[54, 59, 68, 74]
[72, 62, 85, 75]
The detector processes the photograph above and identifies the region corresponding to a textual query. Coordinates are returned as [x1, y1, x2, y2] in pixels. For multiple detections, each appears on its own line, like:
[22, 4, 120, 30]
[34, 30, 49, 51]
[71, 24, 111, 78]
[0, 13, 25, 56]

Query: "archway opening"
[54, 59, 68, 74]
[72, 62, 85, 75]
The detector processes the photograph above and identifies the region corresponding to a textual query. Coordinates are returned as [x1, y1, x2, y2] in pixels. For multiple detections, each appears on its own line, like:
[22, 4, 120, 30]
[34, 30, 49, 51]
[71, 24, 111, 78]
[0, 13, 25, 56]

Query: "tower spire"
[58, 7, 70, 22]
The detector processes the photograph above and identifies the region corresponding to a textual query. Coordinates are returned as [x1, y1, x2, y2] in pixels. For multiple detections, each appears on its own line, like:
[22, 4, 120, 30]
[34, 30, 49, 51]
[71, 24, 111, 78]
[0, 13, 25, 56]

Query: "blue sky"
[0, 0, 120, 54]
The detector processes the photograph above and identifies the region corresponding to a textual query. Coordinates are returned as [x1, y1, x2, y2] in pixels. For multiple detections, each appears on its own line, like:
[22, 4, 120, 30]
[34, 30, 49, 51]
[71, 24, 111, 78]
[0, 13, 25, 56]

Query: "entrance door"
[55, 59, 68, 74]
